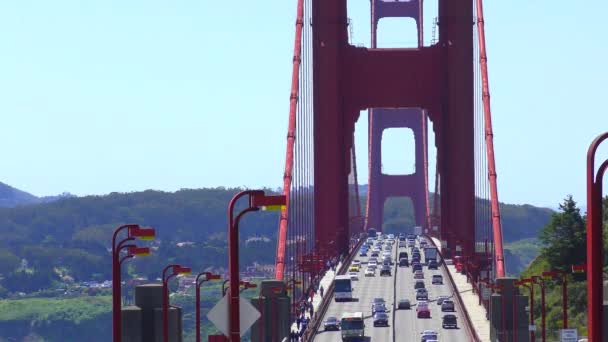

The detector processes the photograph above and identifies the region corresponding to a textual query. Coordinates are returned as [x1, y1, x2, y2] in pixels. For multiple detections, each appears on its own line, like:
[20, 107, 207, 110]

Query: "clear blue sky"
[0, 1, 606, 208]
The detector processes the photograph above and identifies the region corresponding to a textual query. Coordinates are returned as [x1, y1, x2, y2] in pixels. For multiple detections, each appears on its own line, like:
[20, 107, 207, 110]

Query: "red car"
[416, 301, 431, 318]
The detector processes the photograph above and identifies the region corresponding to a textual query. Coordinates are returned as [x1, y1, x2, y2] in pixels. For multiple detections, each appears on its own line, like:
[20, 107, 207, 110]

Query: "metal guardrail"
[424, 235, 482, 342]
[303, 239, 365, 342]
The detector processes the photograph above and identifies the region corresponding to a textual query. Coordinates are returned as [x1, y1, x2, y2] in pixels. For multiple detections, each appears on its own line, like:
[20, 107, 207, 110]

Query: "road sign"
[529, 325, 536, 332]
[207, 294, 261, 337]
[560, 329, 578, 342]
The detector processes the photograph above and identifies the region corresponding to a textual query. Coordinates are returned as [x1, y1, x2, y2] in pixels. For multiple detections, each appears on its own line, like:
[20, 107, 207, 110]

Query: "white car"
[349, 271, 359, 281]
[352, 259, 361, 267]
[399, 241, 407, 248]
[365, 268, 375, 277]
[368, 261, 378, 269]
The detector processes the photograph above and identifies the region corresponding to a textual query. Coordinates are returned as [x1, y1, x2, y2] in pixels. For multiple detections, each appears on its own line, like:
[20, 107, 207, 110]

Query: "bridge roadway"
[313, 237, 471, 342]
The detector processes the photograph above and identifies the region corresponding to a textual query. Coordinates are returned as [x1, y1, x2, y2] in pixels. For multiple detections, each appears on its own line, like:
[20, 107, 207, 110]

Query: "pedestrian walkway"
[289, 262, 342, 338]
[431, 237, 490, 342]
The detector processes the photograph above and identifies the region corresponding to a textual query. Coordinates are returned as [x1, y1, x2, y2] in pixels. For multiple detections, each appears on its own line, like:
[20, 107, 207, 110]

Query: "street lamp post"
[162, 264, 192, 342]
[586, 132, 608, 342]
[542, 270, 568, 329]
[111, 224, 156, 342]
[532, 276, 547, 342]
[227, 190, 286, 342]
[195, 272, 221, 342]
[515, 278, 534, 342]
[119, 246, 151, 305]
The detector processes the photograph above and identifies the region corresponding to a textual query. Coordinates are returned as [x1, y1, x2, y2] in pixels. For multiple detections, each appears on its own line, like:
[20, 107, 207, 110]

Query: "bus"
[340, 312, 365, 341]
[367, 228, 378, 239]
[334, 275, 353, 301]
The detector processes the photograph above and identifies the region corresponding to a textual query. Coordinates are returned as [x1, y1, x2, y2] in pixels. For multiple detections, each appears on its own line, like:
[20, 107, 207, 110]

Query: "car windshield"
[375, 313, 387, 318]
[326, 317, 338, 323]
[373, 298, 385, 304]
[335, 280, 351, 292]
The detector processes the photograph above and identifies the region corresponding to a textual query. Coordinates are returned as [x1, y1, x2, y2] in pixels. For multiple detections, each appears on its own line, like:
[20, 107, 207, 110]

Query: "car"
[414, 280, 425, 290]
[348, 271, 359, 281]
[384, 245, 392, 251]
[441, 300, 455, 312]
[382, 256, 392, 265]
[432, 274, 443, 284]
[398, 251, 409, 259]
[368, 261, 378, 269]
[349, 265, 360, 272]
[442, 314, 457, 328]
[416, 289, 428, 300]
[382, 251, 391, 258]
[324, 316, 340, 331]
[399, 240, 407, 248]
[371, 251, 379, 257]
[388, 234, 395, 239]
[352, 259, 361, 266]
[399, 258, 409, 267]
[420, 240, 428, 248]
[420, 330, 438, 341]
[372, 303, 387, 314]
[397, 299, 411, 310]
[428, 260, 438, 270]
[436, 296, 450, 305]
[373, 312, 389, 327]
[414, 270, 424, 279]
[416, 301, 430, 318]
[359, 250, 368, 256]
[365, 267, 375, 277]
[412, 263, 422, 272]
[380, 265, 392, 276]
[371, 298, 385, 310]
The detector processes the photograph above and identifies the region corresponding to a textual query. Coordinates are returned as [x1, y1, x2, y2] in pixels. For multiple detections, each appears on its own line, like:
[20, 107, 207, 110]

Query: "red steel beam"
[475, 0, 506, 277]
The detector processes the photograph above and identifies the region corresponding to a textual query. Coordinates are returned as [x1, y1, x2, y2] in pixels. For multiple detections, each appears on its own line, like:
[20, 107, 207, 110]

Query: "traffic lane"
[313, 252, 395, 342]
[394, 245, 470, 341]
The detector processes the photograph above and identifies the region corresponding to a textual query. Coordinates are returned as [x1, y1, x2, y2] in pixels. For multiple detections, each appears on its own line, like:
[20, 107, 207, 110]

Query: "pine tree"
[539, 195, 586, 271]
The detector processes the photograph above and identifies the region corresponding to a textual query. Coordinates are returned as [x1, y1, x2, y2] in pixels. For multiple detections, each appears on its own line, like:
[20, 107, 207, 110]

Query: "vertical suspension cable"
[476, 0, 505, 277]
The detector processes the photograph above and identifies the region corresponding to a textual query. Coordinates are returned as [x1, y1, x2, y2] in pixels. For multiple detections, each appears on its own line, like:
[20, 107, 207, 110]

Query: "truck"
[334, 275, 353, 302]
[423, 246, 438, 264]
[340, 312, 365, 341]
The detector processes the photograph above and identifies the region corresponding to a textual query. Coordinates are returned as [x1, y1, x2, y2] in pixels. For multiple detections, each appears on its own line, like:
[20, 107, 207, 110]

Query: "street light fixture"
[542, 270, 569, 329]
[162, 264, 192, 342]
[112, 224, 156, 342]
[532, 276, 547, 342]
[515, 278, 534, 342]
[227, 190, 286, 342]
[195, 272, 221, 342]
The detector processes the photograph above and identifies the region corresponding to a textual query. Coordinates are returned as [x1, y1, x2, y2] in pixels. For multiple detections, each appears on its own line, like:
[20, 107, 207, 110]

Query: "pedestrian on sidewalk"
[296, 316, 302, 330]
[320, 285, 324, 298]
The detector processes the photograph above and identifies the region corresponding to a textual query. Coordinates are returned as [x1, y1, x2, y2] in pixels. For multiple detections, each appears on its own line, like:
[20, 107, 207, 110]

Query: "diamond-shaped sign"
[207, 295, 261, 337]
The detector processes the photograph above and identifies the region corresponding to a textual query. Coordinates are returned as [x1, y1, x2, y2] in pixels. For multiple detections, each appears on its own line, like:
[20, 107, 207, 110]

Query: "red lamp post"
[112, 224, 155, 342]
[586, 132, 608, 342]
[532, 276, 547, 342]
[542, 270, 568, 329]
[162, 265, 192, 342]
[195, 272, 221, 342]
[227, 190, 286, 342]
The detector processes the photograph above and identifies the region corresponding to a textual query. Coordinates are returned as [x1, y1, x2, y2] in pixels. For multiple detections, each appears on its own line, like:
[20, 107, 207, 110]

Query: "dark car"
[399, 258, 409, 267]
[373, 312, 389, 327]
[324, 316, 340, 331]
[412, 263, 423, 273]
[372, 303, 387, 314]
[371, 251, 379, 257]
[436, 296, 450, 305]
[398, 251, 409, 260]
[414, 280, 426, 290]
[442, 314, 458, 329]
[441, 300, 455, 312]
[432, 274, 443, 285]
[412, 256, 421, 264]
[380, 265, 392, 276]
[397, 299, 411, 310]
[371, 297, 385, 311]
[428, 259, 438, 270]
[415, 289, 428, 300]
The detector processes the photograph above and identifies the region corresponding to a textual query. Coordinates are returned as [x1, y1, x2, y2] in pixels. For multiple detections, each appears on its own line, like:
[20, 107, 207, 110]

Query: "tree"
[539, 195, 586, 271]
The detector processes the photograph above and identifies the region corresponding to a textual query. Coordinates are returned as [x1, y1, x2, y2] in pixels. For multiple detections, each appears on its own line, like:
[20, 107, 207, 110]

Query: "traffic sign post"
[207, 295, 261, 338]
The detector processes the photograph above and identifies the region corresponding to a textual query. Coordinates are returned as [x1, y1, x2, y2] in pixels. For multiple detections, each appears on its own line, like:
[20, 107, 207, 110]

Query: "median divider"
[303, 238, 365, 342]
[424, 235, 481, 342]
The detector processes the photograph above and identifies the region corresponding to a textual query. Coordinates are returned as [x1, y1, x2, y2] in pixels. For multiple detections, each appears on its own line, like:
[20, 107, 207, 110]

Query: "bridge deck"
[313, 237, 471, 341]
